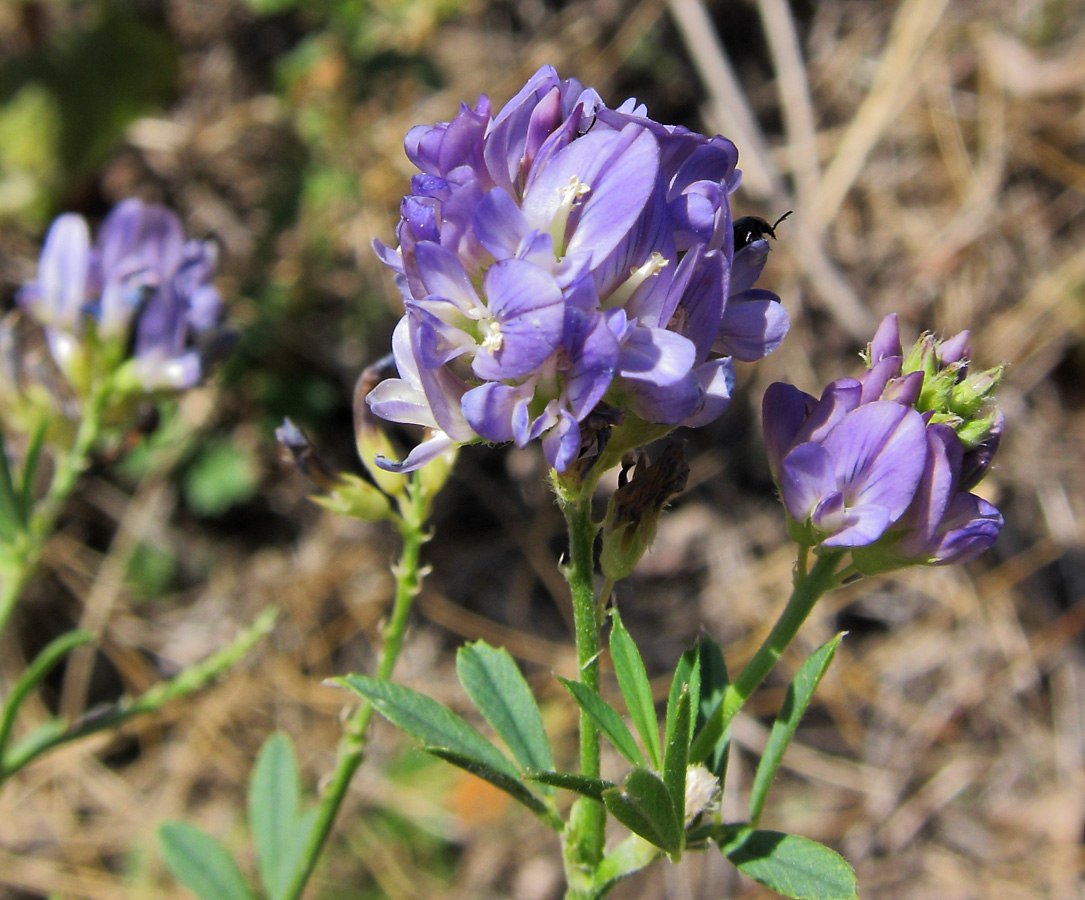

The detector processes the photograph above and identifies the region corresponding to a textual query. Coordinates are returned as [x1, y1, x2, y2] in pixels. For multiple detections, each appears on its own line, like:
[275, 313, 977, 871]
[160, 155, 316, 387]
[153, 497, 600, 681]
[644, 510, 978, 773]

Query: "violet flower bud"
[367, 65, 788, 474]
[763, 315, 1004, 568]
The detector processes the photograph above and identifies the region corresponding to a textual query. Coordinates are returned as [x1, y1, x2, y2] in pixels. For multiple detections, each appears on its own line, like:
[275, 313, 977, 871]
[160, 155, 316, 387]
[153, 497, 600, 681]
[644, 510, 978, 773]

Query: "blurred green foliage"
[0, 3, 178, 220]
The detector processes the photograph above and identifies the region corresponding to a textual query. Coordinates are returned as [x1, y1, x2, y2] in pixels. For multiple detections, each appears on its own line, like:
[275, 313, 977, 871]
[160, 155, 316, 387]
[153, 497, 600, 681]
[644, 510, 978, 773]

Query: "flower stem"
[279, 478, 428, 900]
[689, 550, 846, 762]
[0, 387, 107, 640]
[559, 491, 605, 895]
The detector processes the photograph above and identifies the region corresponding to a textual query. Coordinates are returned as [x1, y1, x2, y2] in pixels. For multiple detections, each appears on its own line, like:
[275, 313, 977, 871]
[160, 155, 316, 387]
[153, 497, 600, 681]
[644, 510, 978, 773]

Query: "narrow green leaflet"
[456, 641, 554, 776]
[0, 424, 22, 540]
[158, 822, 255, 900]
[18, 419, 47, 521]
[609, 610, 662, 770]
[601, 767, 682, 856]
[718, 828, 857, 900]
[661, 685, 689, 837]
[749, 634, 843, 824]
[691, 635, 730, 779]
[525, 769, 614, 801]
[248, 732, 300, 900]
[334, 674, 519, 780]
[424, 747, 560, 829]
[558, 677, 646, 768]
[592, 834, 664, 897]
[664, 645, 698, 755]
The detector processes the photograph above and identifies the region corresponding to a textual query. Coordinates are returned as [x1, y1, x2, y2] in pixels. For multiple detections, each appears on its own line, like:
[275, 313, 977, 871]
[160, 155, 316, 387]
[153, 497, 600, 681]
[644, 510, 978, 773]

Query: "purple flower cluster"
[763, 315, 1003, 570]
[367, 65, 788, 472]
[19, 199, 222, 392]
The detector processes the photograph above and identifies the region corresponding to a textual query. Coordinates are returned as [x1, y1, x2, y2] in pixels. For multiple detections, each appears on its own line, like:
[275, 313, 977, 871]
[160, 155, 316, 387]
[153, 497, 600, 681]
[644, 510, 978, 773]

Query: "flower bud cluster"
[16, 198, 223, 397]
[367, 66, 788, 474]
[763, 315, 1003, 571]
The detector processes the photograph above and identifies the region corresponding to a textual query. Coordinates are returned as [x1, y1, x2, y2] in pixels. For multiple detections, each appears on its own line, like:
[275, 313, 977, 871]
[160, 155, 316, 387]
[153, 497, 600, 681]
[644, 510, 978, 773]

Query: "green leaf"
[592, 834, 664, 897]
[609, 609, 662, 770]
[718, 828, 857, 900]
[18, 418, 47, 521]
[665, 646, 699, 756]
[661, 686, 689, 835]
[558, 677, 646, 768]
[525, 769, 614, 801]
[158, 822, 255, 900]
[0, 424, 22, 540]
[456, 642, 554, 776]
[183, 441, 260, 517]
[749, 634, 842, 824]
[424, 747, 560, 830]
[334, 675, 519, 780]
[693, 636, 730, 779]
[601, 767, 682, 856]
[248, 732, 300, 900]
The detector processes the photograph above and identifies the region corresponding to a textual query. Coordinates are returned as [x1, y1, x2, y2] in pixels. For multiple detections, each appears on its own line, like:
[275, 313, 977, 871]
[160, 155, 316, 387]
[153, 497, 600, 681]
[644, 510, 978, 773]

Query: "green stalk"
[558, 491, 605, 897]
[0, 386, 107, 639]
[279, 477, 429, 900]
[689, 550, 846, 762]
[0, 609, 273, 781]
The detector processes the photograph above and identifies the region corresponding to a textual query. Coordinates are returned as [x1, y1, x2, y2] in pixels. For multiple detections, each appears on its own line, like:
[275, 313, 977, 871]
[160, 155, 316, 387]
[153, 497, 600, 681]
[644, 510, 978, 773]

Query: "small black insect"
[732, 210, 792, 251]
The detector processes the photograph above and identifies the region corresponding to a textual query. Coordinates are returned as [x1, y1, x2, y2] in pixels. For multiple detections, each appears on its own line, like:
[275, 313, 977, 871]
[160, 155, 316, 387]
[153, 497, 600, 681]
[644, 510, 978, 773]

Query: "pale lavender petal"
[867, 314, 902, 364]
[715, 292, 789, 362]
[461, 381, 525, 443]
[474, 188, 532, 260]
[762, 381, 818, 478]
[680, 358, 735, 427]
[414, 241, 480, 312]
[32, 213, 90, 328]
[617, 326, 696, 388]
[780, 441, 837, 522]
[937, 329, 971, 365]
[822, 401, 928, 519]
[541, 408, 580, 472]
[376, 430, 457, 473]
[820, 503, 893, 548]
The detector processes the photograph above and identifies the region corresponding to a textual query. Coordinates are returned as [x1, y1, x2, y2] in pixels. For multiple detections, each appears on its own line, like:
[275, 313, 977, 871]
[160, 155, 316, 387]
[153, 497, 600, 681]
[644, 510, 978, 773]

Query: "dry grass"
[2, 0, 1084, 898]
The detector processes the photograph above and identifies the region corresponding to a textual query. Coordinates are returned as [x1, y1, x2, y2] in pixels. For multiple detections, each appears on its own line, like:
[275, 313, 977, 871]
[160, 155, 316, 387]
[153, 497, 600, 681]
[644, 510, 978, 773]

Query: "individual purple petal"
[471, 259, 564, 381]
[474, 188, 532, 260]
[892, 423, 959, 556]
[867, 314, 902, 364]
[376, 430, 457, 473]
[462, 381, 525, 443]
[937, 329, 971, 365]
[563, 306, 619, 418]
[729, 241, 770, 294]
[820, 503, 893, 548]
[617, 326, 696, 388]
[822, 401, 928, 519]
[541, 408, 581, 472]
[794, 379, 863, 446]
[680, 358, 735, 428]
[715, 291, 789, 362]
[762, 381, 818, 477]
[929, 494, 1002, 564]
[780, 441, 838, 523]
[414, 241, 481, 313]
[27, 213, 90, 328]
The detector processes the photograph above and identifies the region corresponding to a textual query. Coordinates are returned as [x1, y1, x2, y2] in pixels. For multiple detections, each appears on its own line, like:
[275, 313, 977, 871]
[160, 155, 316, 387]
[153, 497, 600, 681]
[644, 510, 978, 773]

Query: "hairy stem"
[280, 480, 428, 900]
[559, 491, 605, 896]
